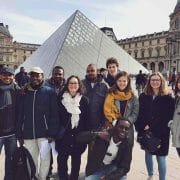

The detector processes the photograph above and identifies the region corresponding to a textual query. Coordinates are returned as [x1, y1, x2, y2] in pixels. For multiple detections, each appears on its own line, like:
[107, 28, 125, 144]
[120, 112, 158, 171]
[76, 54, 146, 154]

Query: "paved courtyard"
[1, 79, 179, 180]
[0, 137, 180, 180]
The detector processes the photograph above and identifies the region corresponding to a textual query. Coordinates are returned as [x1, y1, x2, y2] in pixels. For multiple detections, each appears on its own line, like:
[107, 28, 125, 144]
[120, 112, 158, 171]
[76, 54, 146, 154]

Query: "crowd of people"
[0, 57, 180, 180]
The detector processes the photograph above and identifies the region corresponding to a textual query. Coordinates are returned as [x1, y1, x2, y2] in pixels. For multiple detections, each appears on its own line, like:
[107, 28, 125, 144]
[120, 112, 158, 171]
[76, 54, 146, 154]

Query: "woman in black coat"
[55, 75, 88, 180]
[135, 72, 174, 180]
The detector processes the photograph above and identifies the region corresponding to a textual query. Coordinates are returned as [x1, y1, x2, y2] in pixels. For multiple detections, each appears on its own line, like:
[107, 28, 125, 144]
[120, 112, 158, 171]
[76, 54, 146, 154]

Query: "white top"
[103, 138, 121, 165]
[91, 82, 95, 88]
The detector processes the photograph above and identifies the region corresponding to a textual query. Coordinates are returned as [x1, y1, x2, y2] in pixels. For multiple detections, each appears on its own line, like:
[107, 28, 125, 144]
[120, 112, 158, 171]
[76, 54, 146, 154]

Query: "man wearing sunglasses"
[77, 118, 132, 180]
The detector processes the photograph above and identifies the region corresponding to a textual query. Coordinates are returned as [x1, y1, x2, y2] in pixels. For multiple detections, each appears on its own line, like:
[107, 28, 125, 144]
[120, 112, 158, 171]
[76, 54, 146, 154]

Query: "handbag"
[137, 130, 161, 153]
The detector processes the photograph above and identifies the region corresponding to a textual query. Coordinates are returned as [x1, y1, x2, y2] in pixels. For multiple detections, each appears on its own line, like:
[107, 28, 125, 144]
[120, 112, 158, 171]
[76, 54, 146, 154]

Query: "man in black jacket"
[82, 64, 108, 130]
[0, 67, 19, 180]
[77, 118, 132, 180]
[16, 67, 59, 180]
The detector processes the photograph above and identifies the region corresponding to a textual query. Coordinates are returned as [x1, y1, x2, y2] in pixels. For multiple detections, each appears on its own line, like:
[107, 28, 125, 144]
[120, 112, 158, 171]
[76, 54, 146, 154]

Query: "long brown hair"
[109, 71, 132, 94]
[144, 72, 169, 96]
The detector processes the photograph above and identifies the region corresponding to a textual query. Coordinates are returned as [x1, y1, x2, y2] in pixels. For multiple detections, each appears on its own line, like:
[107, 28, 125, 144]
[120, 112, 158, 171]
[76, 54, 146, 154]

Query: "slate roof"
[0, 23, 12, 37]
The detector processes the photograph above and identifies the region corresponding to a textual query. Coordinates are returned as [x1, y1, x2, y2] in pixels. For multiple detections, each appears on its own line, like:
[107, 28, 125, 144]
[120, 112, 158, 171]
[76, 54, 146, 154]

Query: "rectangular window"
[0, 38, 4, 45]
[0, 53, 3, 61]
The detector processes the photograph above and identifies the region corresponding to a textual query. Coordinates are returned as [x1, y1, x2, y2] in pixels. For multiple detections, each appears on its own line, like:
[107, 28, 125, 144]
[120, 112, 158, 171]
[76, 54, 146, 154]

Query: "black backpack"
[12, 146, 38, 180]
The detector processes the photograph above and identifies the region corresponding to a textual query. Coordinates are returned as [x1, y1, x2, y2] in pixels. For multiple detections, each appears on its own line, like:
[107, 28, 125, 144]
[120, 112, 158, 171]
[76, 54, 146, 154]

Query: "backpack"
[12, 146, 38, 180]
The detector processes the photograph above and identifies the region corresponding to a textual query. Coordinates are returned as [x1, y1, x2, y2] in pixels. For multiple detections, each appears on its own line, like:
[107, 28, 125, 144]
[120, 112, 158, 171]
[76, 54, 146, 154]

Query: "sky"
[0, 0, 178, 44]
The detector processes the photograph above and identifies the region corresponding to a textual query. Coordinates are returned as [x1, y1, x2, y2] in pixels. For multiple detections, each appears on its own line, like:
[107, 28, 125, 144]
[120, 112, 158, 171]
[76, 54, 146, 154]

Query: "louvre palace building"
[101, 0, 180, 75]
[0, 23, 40, 69]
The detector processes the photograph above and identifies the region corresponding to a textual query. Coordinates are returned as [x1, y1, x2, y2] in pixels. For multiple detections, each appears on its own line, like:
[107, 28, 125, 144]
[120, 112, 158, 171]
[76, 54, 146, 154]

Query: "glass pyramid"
[19, 10, 148, 78]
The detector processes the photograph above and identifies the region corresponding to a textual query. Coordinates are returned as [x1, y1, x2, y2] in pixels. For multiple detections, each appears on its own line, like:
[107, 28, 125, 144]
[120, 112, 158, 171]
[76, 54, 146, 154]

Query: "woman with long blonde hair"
[135, 72, 174, 180]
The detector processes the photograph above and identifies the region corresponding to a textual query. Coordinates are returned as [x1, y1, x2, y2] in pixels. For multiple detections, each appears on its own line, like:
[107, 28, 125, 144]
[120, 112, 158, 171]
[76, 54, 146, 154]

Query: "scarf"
[104, 90, 133, 123]
[0, 82, 14, 109]
[62, 92, 82, 129]
[0, 82, 15, 135]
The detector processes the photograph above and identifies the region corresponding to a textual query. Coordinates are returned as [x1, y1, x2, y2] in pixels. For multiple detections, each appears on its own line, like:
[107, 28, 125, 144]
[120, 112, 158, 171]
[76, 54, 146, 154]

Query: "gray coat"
[171, 95, 180, 147]
[115, 95, 139, 146]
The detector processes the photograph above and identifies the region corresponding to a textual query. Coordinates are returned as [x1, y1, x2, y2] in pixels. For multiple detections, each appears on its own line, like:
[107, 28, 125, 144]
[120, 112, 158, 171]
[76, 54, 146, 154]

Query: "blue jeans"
[145, 151, 166, 180]
[85, 164, 127, 180]
[0, 135, 17, 180]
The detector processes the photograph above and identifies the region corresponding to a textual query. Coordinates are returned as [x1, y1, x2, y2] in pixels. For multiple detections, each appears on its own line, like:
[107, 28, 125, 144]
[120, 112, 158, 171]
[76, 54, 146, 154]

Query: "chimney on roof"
[6, 25, 9, 29]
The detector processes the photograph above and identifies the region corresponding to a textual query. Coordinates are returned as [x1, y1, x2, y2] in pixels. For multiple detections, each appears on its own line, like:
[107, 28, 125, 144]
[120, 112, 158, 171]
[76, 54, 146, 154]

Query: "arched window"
[142, 63, 147, 68]
[158, 62, 164, 72]
[23, 56, 26, 61]
[148, 47, 153, 57]
[156, 47, 160, 57]
[141, 49, 145, 58]
[134, 50, 138, 59]
[150, 62, 155, 72]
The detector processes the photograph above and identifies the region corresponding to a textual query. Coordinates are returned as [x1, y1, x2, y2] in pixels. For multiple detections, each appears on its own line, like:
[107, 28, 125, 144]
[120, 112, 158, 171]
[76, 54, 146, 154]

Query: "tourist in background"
[99, 67, 107, 80]
[136, 70, 147, 96]
[135, 72, 174, 180]
[103, 71, 139, 180]
[15, 67, 29, 88]
[55, 75, 88, 180]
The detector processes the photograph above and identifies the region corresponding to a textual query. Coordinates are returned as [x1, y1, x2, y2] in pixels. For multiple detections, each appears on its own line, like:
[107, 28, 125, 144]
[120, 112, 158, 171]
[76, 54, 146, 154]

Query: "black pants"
[176, 148, 180, 157]
[48, 150, 53, 175]
[57, 151, 82, 180]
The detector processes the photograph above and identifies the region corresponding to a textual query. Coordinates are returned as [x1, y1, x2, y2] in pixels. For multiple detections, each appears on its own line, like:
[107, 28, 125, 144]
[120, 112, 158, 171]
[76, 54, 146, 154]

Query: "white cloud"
[0, 0, 178, 43]
[0, 9, 58, 44]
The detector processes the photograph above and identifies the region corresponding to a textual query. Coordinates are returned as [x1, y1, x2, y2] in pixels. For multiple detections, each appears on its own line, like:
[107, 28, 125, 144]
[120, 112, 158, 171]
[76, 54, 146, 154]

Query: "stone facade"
[0, 23, 40, 69]
[13, 42, 40, 68]
[117, 31, 168, 73]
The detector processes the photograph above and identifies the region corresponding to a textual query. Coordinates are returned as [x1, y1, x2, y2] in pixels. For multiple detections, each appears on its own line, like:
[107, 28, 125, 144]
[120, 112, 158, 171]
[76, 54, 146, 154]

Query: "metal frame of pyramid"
[18, 10, 148, 78]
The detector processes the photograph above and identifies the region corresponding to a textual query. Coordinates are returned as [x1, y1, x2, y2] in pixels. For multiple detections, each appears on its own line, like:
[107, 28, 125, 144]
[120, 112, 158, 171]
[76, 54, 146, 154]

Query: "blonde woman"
[135, 72, 174, 180]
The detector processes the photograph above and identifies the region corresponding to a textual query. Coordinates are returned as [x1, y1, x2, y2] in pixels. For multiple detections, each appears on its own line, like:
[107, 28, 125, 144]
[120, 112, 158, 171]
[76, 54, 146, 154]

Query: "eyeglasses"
[69, 82, 79, 85]
[150, 79, 161, 82]
[118, 125, 130, 131]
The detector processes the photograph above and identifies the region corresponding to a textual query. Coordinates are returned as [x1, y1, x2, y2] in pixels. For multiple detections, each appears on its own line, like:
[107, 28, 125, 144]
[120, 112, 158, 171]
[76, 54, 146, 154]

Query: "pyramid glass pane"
[18, 10, 148, 79]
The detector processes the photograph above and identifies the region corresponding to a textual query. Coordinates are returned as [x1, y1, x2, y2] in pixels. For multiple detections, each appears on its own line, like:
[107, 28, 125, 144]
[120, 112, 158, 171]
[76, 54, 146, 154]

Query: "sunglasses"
[118, 125, 130, 131]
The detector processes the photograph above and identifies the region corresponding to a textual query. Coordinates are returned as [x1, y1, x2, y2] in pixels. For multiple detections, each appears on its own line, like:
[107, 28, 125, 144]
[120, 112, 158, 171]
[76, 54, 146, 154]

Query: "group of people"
[0, 56, 180, 180]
